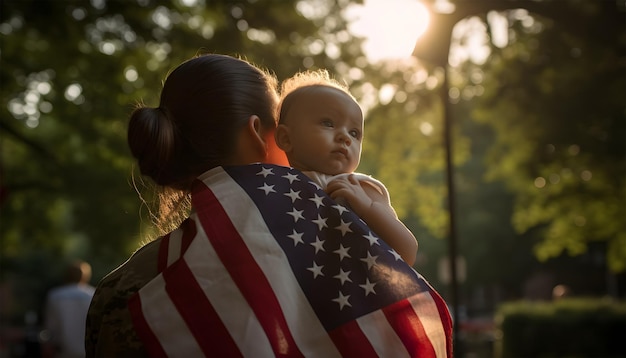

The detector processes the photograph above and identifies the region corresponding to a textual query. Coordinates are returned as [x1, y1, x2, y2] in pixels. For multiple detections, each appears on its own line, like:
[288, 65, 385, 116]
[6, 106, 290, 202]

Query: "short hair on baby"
[277, 69, 355, 124]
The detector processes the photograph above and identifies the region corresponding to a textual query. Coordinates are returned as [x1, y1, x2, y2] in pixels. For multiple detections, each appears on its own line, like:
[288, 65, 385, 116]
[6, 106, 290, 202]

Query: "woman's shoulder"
[88, 237, 164, 323]
[95, 237, 163, 298]
[86, 237, 164, 357]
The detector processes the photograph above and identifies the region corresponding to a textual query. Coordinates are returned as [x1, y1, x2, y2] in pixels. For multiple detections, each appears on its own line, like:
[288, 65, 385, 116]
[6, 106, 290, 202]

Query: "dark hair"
[65, 260, 91, 284]
[128, 54, 279, 190]
[127, 54, 279, 233]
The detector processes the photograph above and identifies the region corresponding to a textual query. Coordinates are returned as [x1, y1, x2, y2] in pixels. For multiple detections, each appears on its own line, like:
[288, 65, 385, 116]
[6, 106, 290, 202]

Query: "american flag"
[129, 164, 453, 357]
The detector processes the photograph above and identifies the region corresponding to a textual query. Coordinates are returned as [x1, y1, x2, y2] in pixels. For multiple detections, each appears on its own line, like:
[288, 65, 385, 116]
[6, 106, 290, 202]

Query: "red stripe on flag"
[192, 181, 304, 358]
[128, 293, 168, 358]
[328, 319, 379, 357]
[163, 259, 242, 357]
[180, 218, 196, 255]
[157, 233, 171, 273]
[431, 291, 454, 357]
[383, 299, 436, 357]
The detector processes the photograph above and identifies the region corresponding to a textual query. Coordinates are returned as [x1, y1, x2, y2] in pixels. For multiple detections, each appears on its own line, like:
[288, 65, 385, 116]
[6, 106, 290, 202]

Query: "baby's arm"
[325, 175, 418, 266]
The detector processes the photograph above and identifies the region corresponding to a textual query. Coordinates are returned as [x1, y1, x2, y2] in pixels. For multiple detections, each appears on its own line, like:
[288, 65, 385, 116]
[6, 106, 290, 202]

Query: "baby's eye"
[349, 129, 361, 139]
[321, 119, 333, 127]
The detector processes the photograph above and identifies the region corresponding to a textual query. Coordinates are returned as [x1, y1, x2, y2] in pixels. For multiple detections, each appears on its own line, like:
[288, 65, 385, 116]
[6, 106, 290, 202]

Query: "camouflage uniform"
[85, 237, 163, 357]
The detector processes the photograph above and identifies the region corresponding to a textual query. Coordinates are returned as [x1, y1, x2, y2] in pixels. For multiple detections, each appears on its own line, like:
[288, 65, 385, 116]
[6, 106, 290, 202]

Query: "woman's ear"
[231, 115, 266, 165]
[246, 115, 266, 156]
[239, 115, 289, 166]
[274, 124, 293, 152]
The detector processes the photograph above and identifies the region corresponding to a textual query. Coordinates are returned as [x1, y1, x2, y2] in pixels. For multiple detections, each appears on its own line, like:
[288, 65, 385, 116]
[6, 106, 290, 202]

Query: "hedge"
[493, 298, 626, 358]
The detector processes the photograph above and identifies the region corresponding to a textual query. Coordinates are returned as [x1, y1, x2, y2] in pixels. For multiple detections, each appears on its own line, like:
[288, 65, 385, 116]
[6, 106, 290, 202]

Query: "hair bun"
[127, 106, 178, 185]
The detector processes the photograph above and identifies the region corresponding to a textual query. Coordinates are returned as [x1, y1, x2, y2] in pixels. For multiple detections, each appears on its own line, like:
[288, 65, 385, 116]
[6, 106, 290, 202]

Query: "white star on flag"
[282, 172, 300, 183]
[332, 204, 349, 215]
[364, 232, 380, 246]
[334, 269, 352, 285]
[310, 237, 325, 253]
[332, 292, 351, 310]
[359, 278, 377, 296]
[333, 244, 351, 261]
[307, 262, 324, 278]
[309, 194, 325, 208]
[284, 189, 301, 203]
[335, 219, 352, 236]
[287, 229, 304, 246]
[258, 183, 276, 195]
[257, 166, 274, 177]
[287, 208, 305, 222]
[312, 215, 328, 230]
[360, 251, 378, 269]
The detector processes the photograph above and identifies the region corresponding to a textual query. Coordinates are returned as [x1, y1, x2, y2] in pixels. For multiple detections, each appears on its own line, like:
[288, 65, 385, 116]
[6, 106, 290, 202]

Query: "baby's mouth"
[332, 148, 348, 159]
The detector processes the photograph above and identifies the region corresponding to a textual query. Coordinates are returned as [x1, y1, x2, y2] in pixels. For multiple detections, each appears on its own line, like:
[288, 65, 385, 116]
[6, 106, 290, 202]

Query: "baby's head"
[275, 70, 364, 175]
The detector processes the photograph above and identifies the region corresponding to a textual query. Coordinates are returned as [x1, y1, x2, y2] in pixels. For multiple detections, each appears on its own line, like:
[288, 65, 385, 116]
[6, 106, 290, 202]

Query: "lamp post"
[412, 8, 462, 354]
[411, 1, 567, 355]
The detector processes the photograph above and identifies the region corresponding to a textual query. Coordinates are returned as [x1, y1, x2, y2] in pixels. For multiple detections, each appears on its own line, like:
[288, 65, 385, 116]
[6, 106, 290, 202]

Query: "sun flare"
[346, 0, 430, 62]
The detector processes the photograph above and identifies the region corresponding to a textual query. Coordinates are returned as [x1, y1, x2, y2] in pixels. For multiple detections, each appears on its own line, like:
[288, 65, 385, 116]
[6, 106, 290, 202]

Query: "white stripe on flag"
[357, 309, 411, 358]
[202, 168, 342, 358]
[409, 292, 448, 358]
[167, 227, 183, 266]
[182, 219, 276, 358]
[137, 275, 204, 357]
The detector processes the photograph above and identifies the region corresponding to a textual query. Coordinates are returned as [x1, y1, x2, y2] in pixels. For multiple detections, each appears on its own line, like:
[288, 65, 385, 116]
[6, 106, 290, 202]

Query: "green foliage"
[0, 0, 358, 266]
[0, 0, 366, 316]
[494, 298, 626, 357]
[470, 0, 626, 272]
[357, 63, 454, 238]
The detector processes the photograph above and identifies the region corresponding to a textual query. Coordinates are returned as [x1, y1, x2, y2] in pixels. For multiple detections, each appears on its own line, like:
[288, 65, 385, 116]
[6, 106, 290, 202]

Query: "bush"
[494, 298, 626, 358]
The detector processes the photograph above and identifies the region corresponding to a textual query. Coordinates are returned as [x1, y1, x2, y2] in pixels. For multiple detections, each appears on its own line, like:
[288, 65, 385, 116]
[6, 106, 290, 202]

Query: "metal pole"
[442, 64, 461, 355]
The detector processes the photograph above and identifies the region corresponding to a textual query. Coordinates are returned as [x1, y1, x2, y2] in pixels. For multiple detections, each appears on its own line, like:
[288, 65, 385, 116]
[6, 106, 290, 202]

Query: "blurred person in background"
[42, 260, 95, 358]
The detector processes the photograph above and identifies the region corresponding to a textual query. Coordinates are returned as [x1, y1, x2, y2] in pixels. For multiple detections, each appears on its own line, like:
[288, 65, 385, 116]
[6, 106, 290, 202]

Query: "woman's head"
[128, 54, 281, 190]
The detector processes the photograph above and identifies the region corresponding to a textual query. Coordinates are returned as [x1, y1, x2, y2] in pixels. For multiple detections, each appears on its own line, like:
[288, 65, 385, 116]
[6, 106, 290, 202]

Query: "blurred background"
[1, 0, 624, 357]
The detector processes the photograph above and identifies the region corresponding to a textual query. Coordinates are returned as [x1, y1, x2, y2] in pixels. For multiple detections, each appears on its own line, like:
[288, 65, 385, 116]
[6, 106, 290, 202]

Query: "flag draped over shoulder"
[128, 164, 453, 357]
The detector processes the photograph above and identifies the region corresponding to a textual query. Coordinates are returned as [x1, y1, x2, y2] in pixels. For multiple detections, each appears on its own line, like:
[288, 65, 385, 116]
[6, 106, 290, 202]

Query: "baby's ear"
[274, 124, 293, 152]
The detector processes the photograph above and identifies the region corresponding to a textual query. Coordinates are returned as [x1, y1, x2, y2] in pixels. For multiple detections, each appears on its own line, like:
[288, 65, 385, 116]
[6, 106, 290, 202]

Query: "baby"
[275, 70, 418, 265]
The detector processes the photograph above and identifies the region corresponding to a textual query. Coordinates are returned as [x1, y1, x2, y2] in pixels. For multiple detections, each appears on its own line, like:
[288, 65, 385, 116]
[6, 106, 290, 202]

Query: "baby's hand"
[326, 175, 373, 215]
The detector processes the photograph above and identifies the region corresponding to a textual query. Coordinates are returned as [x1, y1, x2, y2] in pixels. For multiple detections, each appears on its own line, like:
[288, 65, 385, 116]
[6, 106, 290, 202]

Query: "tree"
[468, 1, 626, 273]
[405, 0, 626, 274]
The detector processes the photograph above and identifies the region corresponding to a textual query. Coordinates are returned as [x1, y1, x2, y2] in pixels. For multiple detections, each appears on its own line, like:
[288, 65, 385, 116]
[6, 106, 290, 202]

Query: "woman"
[86, 54, 453, 357]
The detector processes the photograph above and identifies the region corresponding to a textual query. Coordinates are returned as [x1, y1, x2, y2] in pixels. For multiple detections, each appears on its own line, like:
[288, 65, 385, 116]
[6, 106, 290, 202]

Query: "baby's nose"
[336, 130, 351, 144]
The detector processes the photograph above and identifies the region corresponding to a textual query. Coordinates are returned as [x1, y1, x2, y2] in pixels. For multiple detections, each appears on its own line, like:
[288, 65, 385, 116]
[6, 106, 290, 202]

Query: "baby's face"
[281, 86, 363, 175]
